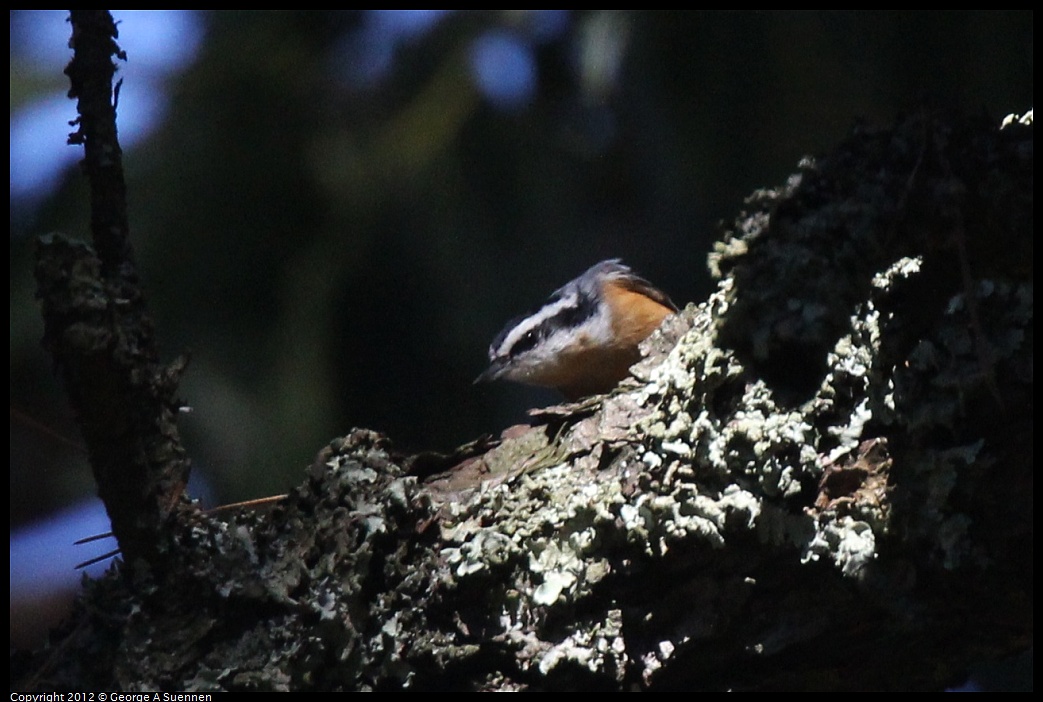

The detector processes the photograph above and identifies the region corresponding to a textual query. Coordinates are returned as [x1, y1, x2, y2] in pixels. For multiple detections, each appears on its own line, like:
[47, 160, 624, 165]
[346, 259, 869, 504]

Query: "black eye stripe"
[489, 273, 603, 360]
[555, 292, 598, 329]
[504, 295, 599, 358]
[510, 328, 541, 355]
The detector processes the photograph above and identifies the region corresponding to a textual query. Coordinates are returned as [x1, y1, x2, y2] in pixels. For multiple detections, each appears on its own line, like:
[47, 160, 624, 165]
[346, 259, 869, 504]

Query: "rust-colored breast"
[548, 280, 675, 400]
[603, 280, 676, 351]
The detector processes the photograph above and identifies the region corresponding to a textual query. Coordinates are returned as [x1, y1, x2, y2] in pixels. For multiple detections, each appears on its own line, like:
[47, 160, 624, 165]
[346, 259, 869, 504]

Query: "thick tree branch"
[16, 110, 1032, 691]
[33, 10, 192, 568]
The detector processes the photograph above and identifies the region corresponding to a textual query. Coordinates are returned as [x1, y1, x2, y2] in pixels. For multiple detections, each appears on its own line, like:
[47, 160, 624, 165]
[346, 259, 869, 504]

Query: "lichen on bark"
[17, 111, 1032, 692]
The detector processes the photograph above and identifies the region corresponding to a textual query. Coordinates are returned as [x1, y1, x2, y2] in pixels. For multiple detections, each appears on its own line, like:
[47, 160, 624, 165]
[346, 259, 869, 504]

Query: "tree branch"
[16, 110, 1032, 691]
[33, 10, 192, 569]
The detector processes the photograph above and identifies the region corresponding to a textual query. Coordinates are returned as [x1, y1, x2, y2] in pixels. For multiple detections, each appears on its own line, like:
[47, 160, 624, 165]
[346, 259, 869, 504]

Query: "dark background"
[8, 11, 1033, 651]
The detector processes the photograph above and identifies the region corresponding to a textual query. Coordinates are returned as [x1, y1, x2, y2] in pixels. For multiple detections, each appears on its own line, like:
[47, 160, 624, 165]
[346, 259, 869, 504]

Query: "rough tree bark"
[35, 10, 193, 572]
[14, 12, 1033, 693]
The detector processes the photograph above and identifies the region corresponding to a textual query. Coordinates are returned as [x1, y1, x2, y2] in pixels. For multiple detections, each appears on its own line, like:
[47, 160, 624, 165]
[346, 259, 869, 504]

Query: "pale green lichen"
[537, 609, 627, 680]
[24, 114, 1028, 692]
[437, 457, 632, 619]
[634, 249, 976, 582]
[1000, 108, 1032, 128]
[802, 515, 877, 578]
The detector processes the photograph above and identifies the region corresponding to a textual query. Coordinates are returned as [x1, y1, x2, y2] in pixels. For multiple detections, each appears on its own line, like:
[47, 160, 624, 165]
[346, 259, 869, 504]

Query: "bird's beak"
[474, 358, 508, 385]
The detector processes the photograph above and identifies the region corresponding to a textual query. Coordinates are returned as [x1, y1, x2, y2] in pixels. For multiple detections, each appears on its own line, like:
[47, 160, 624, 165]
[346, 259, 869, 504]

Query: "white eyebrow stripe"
[496, 289, 580, 356]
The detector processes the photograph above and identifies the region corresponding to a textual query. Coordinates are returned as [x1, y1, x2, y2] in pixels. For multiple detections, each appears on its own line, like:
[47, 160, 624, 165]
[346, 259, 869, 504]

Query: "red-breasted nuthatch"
[475, 259, 678, 400]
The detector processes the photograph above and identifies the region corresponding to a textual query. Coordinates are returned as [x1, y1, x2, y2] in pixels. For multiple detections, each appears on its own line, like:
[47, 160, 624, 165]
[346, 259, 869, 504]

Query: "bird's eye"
[512, 329, 540, 355]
